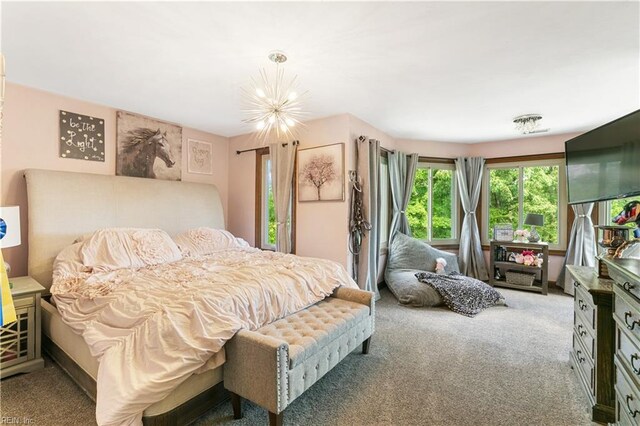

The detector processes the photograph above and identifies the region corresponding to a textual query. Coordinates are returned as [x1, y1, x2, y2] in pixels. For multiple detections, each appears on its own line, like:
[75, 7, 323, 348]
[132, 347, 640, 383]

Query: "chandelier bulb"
[256, 88, 265, 98]
[286, 118, 295, 127]
[268, 115, 276, 124]
[256, 121, 266, 130]
[288, 92, 297, 101]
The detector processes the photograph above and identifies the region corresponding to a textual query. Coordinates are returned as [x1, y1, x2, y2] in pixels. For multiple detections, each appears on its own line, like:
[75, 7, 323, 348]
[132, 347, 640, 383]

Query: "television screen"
[566, 109, 640, 204]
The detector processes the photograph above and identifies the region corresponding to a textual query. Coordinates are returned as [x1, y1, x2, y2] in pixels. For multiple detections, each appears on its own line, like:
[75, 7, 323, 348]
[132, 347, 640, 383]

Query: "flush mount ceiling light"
[242, 51, 307, 142]
[513, 114, 549, 135]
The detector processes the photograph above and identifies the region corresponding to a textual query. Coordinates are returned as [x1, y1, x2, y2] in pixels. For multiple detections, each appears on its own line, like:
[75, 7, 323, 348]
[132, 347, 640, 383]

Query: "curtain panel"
[455, 157, 489, 280]
[388, 152, 418, 241]
[557, 203, 596, 295]
[269, 142, 297, 253]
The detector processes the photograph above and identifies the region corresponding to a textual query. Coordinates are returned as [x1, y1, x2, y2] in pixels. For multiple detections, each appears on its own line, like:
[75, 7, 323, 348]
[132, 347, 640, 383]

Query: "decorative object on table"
[514, 229, 530, 242]
[493, 223, 514, 242]
[508, 252, 517, 262]
[505, 270, 536, 287]
[494, 268, 502, 280]
[524, 213, 544, 242]
[59, 110, 105, 162]
[116, 111, 182, 181]
[241, 51, 307, 143]
[594, 225, 630, 256]
[613, 200, 640, 238]
[435, 257, 447, 274]
[0, 206, 21, 275]
[297, 143, 344, 202]
[187, 139, 213, 175]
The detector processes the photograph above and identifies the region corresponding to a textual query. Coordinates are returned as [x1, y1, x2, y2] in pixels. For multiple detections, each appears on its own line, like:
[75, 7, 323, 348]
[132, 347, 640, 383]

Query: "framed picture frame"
[116, 111, 182, 181]
[494, 224, 514, 242]
[187, 138, 213, 175]
[297, 143, 345, 202]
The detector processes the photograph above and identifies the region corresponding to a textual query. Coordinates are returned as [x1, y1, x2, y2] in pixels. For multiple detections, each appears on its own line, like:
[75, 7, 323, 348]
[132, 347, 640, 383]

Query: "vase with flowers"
[514, 229, 530, 242]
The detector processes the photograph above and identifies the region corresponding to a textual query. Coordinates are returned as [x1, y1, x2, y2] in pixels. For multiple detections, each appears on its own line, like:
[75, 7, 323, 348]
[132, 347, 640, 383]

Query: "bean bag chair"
[385, 232, 460, 307]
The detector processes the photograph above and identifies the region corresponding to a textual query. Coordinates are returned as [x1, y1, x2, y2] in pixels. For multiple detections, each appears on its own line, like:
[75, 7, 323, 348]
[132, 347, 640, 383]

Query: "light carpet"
[1, 287, 594, 425]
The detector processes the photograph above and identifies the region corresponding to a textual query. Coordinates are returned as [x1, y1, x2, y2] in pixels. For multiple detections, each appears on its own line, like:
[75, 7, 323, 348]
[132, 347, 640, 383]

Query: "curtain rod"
[358, 135, 395, 154]
[236, 140, 299, 155]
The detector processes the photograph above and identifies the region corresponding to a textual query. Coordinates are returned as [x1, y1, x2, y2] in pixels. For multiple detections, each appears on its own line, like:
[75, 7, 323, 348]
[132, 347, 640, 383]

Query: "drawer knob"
[625, 312, 640, 331]
[624, 282, 636, 292]
[577, 324, 587, 337]
[576, 350, 586, 363]
[626, 395, 640, 418]
[632, 354, 640, 375]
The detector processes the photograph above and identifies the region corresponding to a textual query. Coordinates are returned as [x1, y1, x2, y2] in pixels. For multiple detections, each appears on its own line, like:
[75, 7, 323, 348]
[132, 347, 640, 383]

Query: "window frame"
[255, 148, 296, 252]
[480, 155, 568, 251]
[379, 152, 391, 252]
[409, 159, 460, 246]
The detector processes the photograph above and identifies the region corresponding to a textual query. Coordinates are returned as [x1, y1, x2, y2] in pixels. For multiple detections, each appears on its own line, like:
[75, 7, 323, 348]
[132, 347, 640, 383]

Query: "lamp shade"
[524, 213, 544, 227]
[0, 206, 21, 248]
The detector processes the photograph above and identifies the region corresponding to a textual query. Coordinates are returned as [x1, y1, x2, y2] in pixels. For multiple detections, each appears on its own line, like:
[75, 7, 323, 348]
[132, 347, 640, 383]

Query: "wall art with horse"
[116, 111, 182, 181]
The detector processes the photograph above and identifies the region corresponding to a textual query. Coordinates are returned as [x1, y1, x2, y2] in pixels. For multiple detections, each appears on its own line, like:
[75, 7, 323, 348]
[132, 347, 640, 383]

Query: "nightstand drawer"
[0, 306, 33, 369]
[13, 294, 35, 309]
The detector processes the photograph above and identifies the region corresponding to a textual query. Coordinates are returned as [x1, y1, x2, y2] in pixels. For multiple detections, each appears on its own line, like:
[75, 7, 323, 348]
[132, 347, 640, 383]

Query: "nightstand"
[0, 276, 45, 378]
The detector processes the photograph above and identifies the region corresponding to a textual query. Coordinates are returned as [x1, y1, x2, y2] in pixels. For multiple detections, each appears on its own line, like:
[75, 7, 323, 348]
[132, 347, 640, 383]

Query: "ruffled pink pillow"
[173, 228, 249, 257]
[80, 228, 182, 272]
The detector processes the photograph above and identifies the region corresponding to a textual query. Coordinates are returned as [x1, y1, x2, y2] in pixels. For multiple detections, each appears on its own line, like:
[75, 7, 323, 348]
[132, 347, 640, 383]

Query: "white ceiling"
[2, 1, 639, 143]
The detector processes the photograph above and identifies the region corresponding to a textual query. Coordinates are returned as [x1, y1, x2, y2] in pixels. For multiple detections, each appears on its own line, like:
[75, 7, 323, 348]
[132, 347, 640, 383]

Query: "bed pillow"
[173, 227, 250, 257]
[53, 242, 91, 278]
[80, 228, 182, 272]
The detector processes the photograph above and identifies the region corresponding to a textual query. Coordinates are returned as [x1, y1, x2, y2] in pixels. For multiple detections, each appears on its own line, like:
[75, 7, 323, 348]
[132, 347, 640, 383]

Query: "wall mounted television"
[566, 109, 640, 205]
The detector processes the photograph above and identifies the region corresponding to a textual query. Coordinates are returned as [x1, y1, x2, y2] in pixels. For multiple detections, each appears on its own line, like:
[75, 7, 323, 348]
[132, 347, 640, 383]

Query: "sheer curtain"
[388, 152, 418, 241]
[455, 157, 489, 280]
[557, 203, 596, 295]
[269, 142, 297, 253]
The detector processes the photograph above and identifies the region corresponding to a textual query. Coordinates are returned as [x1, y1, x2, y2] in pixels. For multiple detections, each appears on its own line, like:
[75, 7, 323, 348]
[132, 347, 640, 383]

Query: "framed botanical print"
[297, 143, 345, 202]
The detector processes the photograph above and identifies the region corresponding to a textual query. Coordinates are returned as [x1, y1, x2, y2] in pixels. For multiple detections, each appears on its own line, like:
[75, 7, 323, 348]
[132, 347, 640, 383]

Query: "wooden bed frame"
[24, 169, 230, 425]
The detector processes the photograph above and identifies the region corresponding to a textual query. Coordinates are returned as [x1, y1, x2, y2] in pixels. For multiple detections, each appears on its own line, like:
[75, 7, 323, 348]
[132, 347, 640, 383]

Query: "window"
[598, 195, 638, 226]
[482, 158, 567, 250]
[256, 149, 294, 251]
[379, 155, 391, 249]
[406, 162, 458, 244]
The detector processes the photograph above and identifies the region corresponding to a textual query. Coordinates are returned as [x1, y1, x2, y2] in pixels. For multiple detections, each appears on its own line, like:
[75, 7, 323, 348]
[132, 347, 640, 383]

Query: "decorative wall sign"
[116, 111, 182, 181]
[59, 110, 105, 161]
[187, 139, 213, 175]
[494, 224, 514, 242]
[298, 143, 345, 202]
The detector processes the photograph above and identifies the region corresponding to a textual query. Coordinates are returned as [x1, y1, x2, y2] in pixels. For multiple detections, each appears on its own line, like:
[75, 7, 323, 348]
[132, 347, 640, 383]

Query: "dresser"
[0, 276, 45, 378]
[567, 265, 615, 423]
[603, 257, 640, 425]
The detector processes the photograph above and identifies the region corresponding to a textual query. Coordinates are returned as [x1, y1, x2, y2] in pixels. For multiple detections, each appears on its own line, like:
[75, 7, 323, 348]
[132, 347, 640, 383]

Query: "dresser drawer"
[575, 285, 595, 330]
[619, 327, 640, 387]
[616, 356, 640, 425]
[611, 266, 640, 302]
[573, 333, 594, 394]
[618, 394, 638, 426]
[615, 286, 640, 343]
[574, 311, 595, 360]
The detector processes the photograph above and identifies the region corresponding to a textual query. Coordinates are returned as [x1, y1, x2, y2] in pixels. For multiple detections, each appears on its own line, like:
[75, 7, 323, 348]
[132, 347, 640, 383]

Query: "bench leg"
[269, 411, 283, 426]
[362, 337, 371, 354]
[230, 391, 243, 419]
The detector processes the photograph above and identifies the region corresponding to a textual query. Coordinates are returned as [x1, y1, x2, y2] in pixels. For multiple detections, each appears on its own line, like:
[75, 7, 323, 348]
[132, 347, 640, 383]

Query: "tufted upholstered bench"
[224, 286, 375, 426]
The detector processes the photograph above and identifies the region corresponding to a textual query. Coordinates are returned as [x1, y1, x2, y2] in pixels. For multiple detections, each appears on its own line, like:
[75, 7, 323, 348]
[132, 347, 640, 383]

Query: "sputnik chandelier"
[242, 51, 306, 142]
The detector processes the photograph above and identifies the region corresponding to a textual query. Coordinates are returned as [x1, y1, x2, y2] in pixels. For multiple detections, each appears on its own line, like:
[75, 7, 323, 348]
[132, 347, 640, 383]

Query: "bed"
[24, 169, 237, 425]
[25, 170, 228, 425]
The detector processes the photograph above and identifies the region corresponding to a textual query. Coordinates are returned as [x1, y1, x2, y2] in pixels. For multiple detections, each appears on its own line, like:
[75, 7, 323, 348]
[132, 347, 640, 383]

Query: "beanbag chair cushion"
[385, 232, 460, 307]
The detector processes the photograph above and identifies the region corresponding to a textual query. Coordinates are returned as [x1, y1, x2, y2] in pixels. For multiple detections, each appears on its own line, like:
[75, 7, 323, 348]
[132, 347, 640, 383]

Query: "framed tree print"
[297, 143, 345, 202]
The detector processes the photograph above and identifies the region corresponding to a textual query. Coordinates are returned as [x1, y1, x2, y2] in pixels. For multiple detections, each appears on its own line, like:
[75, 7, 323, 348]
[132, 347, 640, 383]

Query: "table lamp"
[524, 213, 544, 243]
[0, 206, 22, 274]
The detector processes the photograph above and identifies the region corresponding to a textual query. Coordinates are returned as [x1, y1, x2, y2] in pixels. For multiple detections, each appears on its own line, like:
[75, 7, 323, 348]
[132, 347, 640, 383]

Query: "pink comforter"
[52, 247, 357, 426]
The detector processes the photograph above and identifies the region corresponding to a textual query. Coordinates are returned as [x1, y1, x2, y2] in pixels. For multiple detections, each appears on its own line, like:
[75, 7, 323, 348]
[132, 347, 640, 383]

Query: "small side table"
[0, 276, 45, 379]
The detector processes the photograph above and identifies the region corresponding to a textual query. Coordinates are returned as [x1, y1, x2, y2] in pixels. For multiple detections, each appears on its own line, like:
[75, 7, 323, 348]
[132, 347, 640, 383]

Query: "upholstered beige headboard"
[25, 169, 225, 291]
